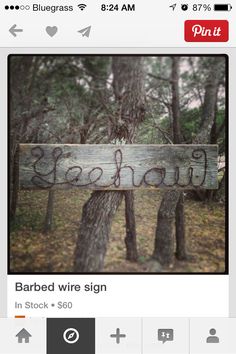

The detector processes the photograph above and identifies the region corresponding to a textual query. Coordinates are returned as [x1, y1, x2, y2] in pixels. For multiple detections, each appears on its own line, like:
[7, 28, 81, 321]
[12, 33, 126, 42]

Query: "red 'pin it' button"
[185, 20, 229, 42]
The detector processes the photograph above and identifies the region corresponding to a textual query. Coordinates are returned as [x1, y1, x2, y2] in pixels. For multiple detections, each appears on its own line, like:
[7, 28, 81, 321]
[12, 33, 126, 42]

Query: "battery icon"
[214, 4, 232, 11]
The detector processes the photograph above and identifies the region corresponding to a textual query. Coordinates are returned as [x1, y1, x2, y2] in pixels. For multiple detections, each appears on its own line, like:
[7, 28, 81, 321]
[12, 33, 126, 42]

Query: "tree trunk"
[171, 57, 187, 260]
[43, 190, 55, 234]
[194, 58, 223, 202]
[153, 191, 181, 266]
[171, 57, 182, 144]
[175, 193, 187, 260]
[74, 57, 145, 272]
[215, 170, 225, 202]
[154, 57, 186, 266]
[124, 191, 138, 261]
[153, 57, 223, 267]
[111, 57, 146, 263]
[175, 192, 186, 259]
[10, 149, 19, 220]
[74, 191, 123, 272]
[197, 58, 223, 144]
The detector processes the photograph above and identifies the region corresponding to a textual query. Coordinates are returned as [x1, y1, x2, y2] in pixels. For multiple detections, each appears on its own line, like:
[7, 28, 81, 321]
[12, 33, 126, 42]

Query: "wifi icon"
[78, 4, 87, 10]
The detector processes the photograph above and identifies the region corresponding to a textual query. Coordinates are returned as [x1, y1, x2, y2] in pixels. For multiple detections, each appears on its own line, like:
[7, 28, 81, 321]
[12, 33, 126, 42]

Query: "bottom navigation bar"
[0, 317, 235, 354]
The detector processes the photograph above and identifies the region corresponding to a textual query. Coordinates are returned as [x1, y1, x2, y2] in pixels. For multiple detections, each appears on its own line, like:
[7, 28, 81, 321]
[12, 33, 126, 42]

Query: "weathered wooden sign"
[19, 144, 218, 190]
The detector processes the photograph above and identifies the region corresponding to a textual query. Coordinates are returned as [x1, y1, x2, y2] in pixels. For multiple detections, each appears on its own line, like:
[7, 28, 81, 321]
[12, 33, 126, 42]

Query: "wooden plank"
[19, 144, 218, 190]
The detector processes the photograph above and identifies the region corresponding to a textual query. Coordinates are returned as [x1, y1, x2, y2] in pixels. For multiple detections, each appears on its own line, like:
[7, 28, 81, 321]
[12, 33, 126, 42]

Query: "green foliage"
[10, 55, 226, 146]
[180, 108, 201, 141]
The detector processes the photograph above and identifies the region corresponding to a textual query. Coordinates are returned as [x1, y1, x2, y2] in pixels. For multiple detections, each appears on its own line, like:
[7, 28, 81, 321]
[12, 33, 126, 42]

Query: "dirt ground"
[10, 190, 226, 273]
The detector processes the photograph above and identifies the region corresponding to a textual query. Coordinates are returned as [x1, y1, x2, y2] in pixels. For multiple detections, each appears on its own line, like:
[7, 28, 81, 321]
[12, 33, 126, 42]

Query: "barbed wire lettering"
[30, 146, 207, 189]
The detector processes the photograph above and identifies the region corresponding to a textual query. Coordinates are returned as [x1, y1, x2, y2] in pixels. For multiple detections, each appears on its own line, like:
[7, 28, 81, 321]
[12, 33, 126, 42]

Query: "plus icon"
[110, 328, 126, 344]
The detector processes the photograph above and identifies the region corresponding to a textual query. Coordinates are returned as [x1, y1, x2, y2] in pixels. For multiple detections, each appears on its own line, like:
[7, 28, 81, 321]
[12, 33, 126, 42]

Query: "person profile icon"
[206, 328, 220, 344]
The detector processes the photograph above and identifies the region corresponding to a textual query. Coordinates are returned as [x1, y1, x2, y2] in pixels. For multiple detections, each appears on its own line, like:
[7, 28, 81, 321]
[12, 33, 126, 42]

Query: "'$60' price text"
[57, 301, 73, 309]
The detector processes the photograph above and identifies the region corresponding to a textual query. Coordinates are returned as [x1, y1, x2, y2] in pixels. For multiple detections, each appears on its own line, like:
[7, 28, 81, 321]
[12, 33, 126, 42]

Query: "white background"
[1, 46, 231, 319]
[0, 0, 235, 47]
[8, 275, 228, 317]
[0, 0, 234, 319]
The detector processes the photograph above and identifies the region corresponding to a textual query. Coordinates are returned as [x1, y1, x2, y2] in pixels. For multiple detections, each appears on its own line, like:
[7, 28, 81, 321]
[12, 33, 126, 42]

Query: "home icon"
[16, 328, 32, 344]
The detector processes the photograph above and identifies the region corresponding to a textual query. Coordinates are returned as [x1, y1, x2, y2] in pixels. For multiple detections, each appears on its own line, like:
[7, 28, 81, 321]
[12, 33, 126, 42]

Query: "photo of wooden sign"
[19, 144, 218, 190]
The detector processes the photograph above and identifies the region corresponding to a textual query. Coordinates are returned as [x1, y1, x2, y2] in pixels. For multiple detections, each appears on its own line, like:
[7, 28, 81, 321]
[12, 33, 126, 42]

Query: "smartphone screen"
[0, 1, 235, 353]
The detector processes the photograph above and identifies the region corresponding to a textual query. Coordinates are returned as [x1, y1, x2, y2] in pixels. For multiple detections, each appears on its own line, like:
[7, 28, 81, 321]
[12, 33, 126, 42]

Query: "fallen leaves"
[10, 190, 226, 273]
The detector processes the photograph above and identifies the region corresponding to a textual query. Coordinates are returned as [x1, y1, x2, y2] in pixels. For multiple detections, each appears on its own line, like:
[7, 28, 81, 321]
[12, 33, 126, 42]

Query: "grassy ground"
[10, 190, 226, 273]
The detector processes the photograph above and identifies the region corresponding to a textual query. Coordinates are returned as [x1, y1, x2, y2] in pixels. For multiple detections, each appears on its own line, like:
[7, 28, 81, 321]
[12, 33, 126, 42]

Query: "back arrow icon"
[9, 24, 23, 37]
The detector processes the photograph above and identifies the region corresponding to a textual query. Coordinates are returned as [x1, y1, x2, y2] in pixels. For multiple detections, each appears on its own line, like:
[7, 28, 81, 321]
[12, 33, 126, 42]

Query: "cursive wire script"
[30, 146, 207, 189]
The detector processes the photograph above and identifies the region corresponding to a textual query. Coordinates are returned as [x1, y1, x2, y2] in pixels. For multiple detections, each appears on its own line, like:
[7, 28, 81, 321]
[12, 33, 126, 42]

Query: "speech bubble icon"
[158, 329, 174, 344]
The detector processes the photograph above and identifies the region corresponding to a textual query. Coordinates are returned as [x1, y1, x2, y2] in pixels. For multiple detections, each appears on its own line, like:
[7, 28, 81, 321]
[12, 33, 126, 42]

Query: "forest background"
[9, 55, 227, 273]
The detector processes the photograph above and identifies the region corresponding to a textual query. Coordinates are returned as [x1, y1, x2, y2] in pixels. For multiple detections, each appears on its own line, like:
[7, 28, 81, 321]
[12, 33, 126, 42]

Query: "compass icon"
[63, 328, 80, 344]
